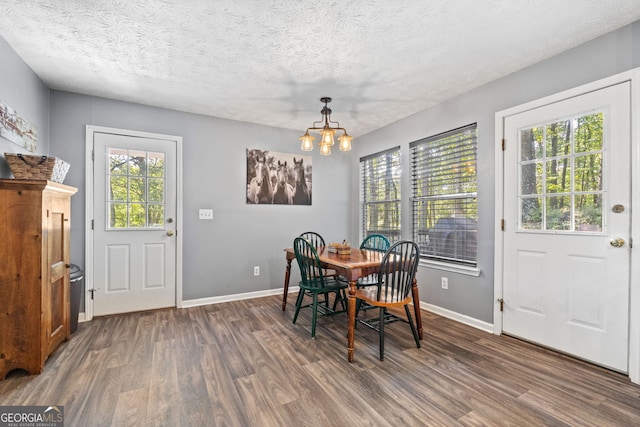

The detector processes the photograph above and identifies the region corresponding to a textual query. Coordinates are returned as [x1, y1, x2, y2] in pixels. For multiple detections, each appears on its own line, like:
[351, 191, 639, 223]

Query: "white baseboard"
[81, 289, 492, 337]
[422, 301, 494, 334]
[181, 286, 300, 308]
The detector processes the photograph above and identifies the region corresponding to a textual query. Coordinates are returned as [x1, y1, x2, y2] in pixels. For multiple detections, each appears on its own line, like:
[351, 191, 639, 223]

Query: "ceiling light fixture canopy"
[299, 97, 352, 156]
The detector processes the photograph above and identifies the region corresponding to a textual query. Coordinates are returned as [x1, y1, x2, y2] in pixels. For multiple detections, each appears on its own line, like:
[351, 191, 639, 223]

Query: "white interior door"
[502, 82, 631, 372]
[92, 131, 177, 316]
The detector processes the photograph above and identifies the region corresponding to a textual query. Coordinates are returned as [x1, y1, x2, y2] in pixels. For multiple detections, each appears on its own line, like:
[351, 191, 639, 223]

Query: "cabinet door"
[45, 193, 71, 354]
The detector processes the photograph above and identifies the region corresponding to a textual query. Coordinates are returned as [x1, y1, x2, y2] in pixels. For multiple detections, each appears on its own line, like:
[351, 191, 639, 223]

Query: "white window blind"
[411, 124, 478, 266]
[360, 147, 401, 243]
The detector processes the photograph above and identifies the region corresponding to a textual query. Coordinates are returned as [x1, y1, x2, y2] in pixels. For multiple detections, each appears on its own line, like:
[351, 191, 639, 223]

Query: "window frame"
[360, 146, 402, 245]
[410, 124, 479, 271]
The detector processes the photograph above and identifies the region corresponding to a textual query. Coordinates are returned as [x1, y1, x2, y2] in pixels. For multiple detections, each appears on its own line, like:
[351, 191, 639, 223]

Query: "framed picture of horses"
[246, 149, 312, 205]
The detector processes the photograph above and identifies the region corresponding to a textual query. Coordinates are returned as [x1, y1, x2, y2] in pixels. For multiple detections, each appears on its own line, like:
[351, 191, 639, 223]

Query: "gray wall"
[0, 36, 50, 177]
[350, 21, 640, 323]
[49, 92, 351, 301]
[3, 20, 640, 320]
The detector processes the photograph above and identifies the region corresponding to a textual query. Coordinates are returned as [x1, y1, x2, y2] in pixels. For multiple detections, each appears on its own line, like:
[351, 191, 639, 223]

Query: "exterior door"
[93, 131, 177, 316]
[502, 82, 631, 372]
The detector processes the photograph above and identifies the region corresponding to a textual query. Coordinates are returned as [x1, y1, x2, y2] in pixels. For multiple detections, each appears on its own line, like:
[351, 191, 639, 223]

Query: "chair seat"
[299, 277, 348, 293]
[355, 285, 411, 307]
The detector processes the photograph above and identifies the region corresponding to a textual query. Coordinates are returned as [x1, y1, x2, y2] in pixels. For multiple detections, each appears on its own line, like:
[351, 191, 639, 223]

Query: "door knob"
[610, 237, 625, 247]
[167, 230, 174, 237]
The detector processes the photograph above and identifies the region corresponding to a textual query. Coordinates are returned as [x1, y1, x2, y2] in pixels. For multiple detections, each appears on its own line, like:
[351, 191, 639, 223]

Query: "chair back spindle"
[294, 237, 325, 285]
[360, 234, 390, 253]
[299, 231, 326, 249]
[377, 241, 419, 304]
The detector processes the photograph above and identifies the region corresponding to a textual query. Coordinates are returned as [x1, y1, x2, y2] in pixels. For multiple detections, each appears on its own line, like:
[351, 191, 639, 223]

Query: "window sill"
[418, 259, 481, 277]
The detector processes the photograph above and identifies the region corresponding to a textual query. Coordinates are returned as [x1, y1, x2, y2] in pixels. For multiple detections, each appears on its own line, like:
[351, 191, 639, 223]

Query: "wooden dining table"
[282, 247, 423, 362]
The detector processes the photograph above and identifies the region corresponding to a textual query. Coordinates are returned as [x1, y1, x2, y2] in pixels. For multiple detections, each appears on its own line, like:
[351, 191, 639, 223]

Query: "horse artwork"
[246, 149, 312, 205]
[246, 150, 273, 204]
[272, 160, 293, 204]
[292, 157, 312, 205]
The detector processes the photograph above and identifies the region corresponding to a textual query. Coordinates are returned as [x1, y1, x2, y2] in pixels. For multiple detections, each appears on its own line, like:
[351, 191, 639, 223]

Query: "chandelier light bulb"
[320, 128, 336, 146]
[339, 133, 352, 151]
[299, 131, 314, 151]
[320, 142, 331, 156]
[298, 97, 351, 156]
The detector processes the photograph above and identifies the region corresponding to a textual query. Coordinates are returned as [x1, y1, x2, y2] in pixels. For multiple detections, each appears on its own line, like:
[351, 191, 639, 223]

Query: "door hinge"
[630, 237, 633, 249]
[92, 150, 94, 161]
[498, 298, 504, 312]
[502, 138, 506, 151]
[91, 219, 94, 230]
[89, 289, 96, 300]
[501, 219, 505, 231]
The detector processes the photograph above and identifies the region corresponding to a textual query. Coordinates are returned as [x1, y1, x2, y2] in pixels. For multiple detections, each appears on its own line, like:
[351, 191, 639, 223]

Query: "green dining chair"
[292, 237, 349, 338]
[360, 234, 390, 253]
[355, 234, 391, 288]
[299, 231, 326, 249]
[354, 240, 421, 360]
[299, 231, 341, 309]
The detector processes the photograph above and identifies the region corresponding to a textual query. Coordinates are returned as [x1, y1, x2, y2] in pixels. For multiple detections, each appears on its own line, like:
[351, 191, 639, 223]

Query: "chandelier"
[299, 97, 352, 156]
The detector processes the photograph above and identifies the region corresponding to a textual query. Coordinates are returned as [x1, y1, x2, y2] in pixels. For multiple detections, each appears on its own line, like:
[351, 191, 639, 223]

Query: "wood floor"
[1, 294, 639, 426]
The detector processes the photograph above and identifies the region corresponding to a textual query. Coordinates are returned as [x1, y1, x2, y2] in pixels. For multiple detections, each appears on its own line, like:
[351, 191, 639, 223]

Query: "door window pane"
[128, 150, 146, 176]
[148, 204, 165, 228]
[546, 196, 571, 230]
[148, 179, 164, 202]
[574, 153, 602, 192]
[109, 176, 127, 201]
[575, 112, 603, 152]
[521, 162, 542, 195]
[129, 204, 147, 227]
[520, 127, 543, 161]
[545, 120, 571, 157]
[521, 197, 542, 230]
[545, 158, 571, 194]
[576, 193, 603, 232]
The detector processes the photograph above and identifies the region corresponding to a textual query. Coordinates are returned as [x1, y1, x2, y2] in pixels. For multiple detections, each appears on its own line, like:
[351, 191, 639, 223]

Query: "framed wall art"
[0, 100, 37, 152]
[246, 149, 312, 205]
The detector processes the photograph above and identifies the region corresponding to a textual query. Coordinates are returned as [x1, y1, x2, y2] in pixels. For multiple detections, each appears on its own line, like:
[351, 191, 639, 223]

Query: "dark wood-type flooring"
[1, 294, 639, 426]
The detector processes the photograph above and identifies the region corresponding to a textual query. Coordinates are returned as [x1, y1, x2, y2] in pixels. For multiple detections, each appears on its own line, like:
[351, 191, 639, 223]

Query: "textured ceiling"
[1, 1, 640, 138]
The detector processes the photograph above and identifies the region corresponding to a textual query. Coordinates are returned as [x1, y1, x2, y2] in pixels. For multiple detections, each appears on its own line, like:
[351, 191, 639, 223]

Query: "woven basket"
[4, 153, 70, 183]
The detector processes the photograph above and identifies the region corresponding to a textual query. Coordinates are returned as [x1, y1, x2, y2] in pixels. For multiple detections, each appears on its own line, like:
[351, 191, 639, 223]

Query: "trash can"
[69, 264, 84, 334]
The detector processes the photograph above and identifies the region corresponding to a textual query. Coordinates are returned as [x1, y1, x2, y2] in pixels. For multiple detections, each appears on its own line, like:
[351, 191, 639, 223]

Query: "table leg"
[282, 258, 292, 311]
[411, 277, 423, 340]
[347, 280, 357, 362]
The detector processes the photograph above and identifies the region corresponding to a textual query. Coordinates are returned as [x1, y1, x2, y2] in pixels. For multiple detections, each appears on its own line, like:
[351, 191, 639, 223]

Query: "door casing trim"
[84, 125, 184, 321]
[494, 68, 640, 384]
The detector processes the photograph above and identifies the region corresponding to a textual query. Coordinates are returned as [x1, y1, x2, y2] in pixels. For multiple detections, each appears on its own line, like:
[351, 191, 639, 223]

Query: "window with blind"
[360, 147, 401, 243]
[411, 124, 478, 266]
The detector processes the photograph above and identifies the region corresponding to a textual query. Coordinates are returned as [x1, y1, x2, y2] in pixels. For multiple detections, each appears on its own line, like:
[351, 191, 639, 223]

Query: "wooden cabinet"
[0, 179, 77, 379]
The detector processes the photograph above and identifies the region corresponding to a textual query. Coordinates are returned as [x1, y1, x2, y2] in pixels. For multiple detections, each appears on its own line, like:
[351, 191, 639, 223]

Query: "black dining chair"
[354, 240, 421, 360]
[292, 237, 348, 338]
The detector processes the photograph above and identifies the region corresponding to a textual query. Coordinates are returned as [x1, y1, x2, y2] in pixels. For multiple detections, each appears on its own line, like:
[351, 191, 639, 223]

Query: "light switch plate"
[199, 209, 213, 220]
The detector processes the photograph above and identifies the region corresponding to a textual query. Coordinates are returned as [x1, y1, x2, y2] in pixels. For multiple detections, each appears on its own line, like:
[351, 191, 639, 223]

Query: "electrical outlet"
[253, 266, 260, 276]
[199, 209, 213, 220]
[441, 277, 449, 290]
